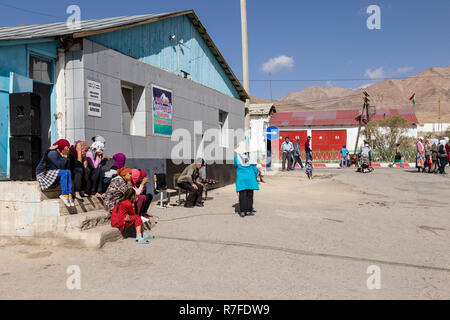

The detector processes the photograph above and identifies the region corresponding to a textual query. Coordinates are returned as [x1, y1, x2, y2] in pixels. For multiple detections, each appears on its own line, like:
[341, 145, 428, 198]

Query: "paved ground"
[0, 167, 449, 299]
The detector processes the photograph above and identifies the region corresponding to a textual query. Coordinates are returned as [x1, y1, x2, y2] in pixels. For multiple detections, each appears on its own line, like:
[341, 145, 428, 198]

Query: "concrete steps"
[0, 181, 157, 248]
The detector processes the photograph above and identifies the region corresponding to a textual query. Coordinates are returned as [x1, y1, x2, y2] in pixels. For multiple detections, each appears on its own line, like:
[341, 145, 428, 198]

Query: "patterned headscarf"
[91, 141, 104, 152]
[75, 140, 88, 158]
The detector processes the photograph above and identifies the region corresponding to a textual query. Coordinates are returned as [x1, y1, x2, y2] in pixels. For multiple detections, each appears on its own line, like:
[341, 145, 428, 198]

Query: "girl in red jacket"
[111, 189, 153, 244]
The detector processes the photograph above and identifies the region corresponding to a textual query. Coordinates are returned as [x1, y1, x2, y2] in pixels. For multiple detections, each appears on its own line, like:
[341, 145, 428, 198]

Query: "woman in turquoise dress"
[233, 141, 259, 218]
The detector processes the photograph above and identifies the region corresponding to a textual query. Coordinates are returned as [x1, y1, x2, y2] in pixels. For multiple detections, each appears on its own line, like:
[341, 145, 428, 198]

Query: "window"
[121, 83, 146, 136]
[29, 55, 52, 82]
[219, 110, 229, 147]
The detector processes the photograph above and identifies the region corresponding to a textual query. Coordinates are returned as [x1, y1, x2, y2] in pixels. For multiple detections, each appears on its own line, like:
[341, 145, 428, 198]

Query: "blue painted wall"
[89, 15, 240, 99]
[0, 39, 60, 179]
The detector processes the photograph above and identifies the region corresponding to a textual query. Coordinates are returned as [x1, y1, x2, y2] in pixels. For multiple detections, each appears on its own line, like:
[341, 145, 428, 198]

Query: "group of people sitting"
[35, 136, 154, 244]
[416, 137, 449, 174]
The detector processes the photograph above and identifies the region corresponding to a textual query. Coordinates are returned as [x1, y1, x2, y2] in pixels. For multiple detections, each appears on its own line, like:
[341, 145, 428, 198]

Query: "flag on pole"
[409, 93, 416, 105]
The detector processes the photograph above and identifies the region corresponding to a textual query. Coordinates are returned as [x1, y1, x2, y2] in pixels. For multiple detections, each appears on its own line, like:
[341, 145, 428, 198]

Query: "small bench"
[153, 174, 177, 208]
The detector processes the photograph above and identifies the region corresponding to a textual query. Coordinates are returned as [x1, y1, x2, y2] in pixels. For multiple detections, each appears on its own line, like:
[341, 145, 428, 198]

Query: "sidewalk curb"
[265, 163, 415, 169]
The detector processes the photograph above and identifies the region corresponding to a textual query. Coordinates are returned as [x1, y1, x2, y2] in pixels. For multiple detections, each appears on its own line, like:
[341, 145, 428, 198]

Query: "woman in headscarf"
[35, 139, 74, 207]
[131, 169, 152, 216]
[112, 153, 126, 170]
[424, 139, 432, 172]
[444, 137, 450, 168]
[416, 137, 425, 173]
[233, 141, 259, 218]
[438, 140, 448, 174]
[69, 140, 90, 200]
[104, 167, 133, 213]
[430, 138, 439, 174]
[86, 140, 110, 197]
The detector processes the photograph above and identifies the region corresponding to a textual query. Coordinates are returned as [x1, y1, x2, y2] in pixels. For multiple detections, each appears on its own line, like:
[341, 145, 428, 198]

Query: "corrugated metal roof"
[0, 10, 249, 101]
[270, 109, 419, 127]
[0, 13, 173, 40]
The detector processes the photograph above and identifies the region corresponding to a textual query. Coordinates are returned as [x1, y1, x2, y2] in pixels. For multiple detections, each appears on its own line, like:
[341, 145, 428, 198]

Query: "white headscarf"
[91, 141, 104, 152]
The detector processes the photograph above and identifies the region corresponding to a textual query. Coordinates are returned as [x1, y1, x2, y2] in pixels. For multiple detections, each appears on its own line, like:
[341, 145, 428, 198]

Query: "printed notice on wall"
[152, 85, 173, 136]
[87, 79, 102, 117]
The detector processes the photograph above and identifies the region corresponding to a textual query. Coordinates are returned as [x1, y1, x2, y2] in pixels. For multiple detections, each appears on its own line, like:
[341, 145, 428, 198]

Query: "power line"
[0, 2, 65, 20]
[243, 75, 450, 82]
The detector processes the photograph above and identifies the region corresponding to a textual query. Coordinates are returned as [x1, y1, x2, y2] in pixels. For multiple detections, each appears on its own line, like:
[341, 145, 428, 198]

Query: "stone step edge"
[0, 226, 123, 249]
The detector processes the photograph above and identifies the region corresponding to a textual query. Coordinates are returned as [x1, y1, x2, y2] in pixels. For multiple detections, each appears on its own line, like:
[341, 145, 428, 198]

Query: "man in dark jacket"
[177, 159, 205, 208]
[305, 136, 313, 162]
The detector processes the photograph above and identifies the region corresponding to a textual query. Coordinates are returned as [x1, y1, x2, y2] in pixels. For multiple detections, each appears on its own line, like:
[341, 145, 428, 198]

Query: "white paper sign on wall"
[87, 79, 102, 117]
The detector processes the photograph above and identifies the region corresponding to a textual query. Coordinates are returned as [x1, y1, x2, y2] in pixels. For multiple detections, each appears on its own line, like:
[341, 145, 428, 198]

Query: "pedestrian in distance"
[291, 138, 304, 169]
[281, 137, 294, 171]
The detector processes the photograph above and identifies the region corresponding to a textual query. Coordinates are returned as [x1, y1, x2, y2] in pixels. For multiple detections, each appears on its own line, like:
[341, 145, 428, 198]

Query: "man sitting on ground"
[177, 158, 205, 208]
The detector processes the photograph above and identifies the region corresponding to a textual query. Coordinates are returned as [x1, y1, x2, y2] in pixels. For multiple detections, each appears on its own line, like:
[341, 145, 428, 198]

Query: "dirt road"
[0, 168, 449, 299]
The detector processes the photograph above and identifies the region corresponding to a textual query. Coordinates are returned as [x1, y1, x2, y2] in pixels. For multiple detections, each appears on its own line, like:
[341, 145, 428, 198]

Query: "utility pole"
[353, 91, 371, 154]
[438, 97, 442, 133]
[240, 0, 250, 132]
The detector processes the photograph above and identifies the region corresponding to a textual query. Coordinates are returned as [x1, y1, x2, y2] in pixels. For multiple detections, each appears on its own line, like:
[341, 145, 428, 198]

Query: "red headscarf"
[50, 139, 70, 152]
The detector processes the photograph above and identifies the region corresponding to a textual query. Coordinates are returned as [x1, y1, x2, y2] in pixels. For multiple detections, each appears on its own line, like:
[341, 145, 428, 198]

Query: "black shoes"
[239, 212, 246, 218]
[195, 202, 204, 207]
[184, 204, 195, 208]
[245, 212, 255, 216]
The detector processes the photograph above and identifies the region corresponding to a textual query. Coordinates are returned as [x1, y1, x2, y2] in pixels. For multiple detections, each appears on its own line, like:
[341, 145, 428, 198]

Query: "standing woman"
[444, 137, 450, 168]
[438, 140, 448, 174]
[104, 167, 133, 213]
[431, 139, 439, 174]
[131, 169, 152, 216]
[35, 139, 74, 207]
[424, 139, 432, 172]
[233, 141, 259, 218]
[416, 137, 425, 173]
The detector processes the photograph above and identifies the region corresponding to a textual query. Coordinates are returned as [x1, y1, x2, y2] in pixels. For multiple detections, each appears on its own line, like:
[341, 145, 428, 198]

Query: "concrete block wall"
[63, 38, 245, 162]
[0, 182, 60, 237]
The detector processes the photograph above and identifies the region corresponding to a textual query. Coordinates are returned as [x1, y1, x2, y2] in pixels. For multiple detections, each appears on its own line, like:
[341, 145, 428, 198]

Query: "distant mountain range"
[251, 66, 450, 123]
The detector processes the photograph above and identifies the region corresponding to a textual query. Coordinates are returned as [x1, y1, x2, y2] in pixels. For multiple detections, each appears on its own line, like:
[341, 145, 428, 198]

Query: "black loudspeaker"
[10, 136, 42, 181]
[9, 92, 41, 136]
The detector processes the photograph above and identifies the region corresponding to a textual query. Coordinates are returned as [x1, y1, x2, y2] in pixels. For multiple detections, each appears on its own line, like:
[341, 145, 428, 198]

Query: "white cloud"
[364, 67, 385, 80]
[261, 55, 294, 74]
[395, 66, 415, 74]
[325, 80, 333, 87]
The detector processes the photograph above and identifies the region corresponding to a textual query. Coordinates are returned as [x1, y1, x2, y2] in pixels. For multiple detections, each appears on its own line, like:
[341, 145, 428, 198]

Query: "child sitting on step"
[110, 188, 153, 244]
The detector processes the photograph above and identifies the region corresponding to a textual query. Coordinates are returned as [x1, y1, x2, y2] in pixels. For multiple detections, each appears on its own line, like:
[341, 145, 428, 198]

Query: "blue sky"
[1, 0, 449, 99]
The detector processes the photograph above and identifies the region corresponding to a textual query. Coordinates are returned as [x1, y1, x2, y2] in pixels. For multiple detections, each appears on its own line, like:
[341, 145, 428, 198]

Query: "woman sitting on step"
[104, 167, 133, 213]
[35, 139, 74, 207]
[111, 188, 153, 244]
[131, 169, 152, 217]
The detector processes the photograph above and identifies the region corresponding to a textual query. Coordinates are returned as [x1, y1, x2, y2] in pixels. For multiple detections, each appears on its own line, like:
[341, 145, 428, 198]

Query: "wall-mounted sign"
[152, 85, 173, 136]
[87, 79, 101, 117]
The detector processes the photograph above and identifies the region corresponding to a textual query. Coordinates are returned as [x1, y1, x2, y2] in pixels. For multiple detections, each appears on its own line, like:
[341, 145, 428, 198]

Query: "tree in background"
[363, 115, 414, 150]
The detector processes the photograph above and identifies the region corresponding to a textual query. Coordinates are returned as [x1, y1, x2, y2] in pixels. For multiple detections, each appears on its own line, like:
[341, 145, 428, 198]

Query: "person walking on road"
[389, 143, 403, 168]
[281, 137, 294, 171]
[234, 141, 259, 218]
[291, 138, 304, 169]
[305, 136, 313, 162]
[340, 145, 349, 168]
